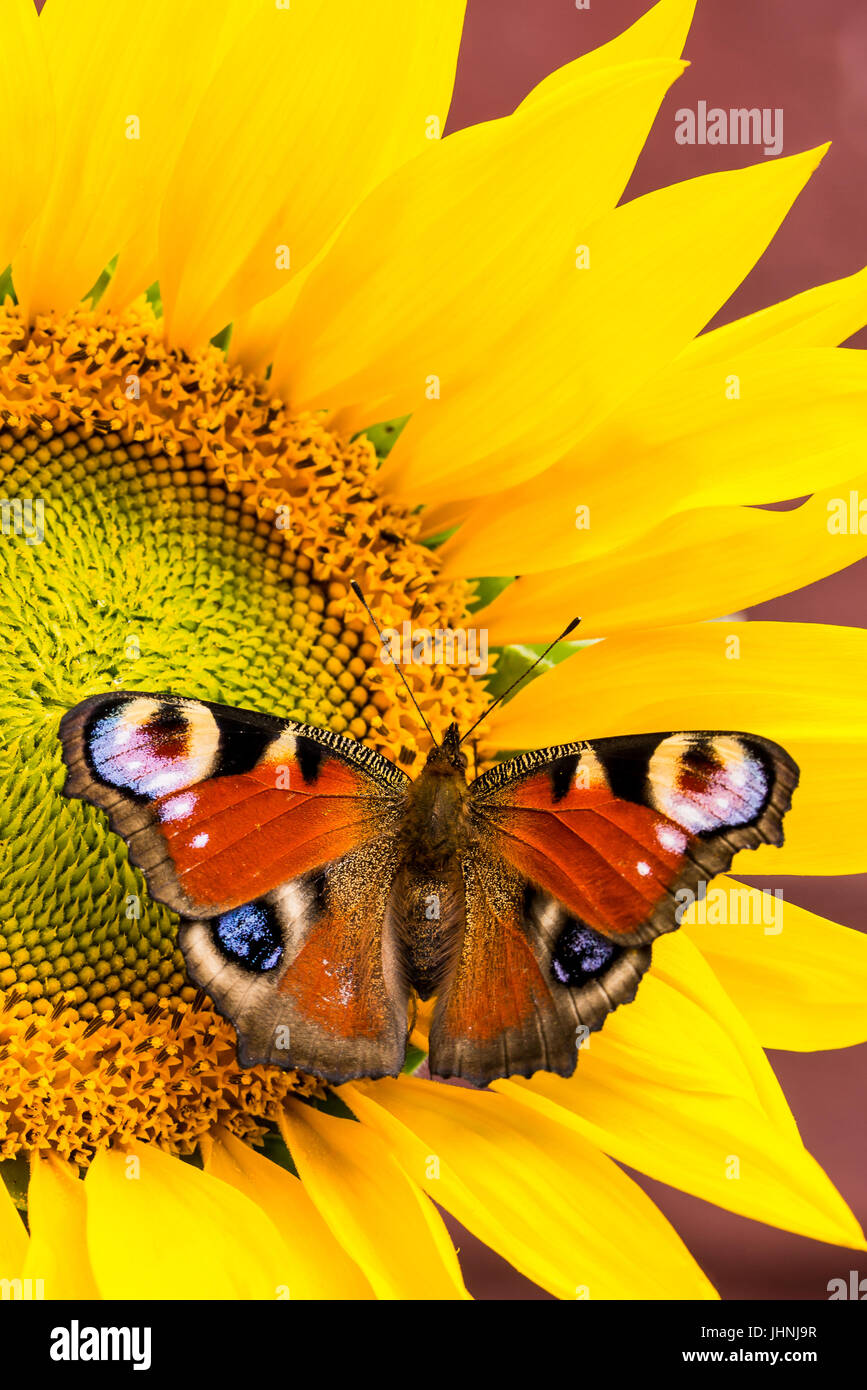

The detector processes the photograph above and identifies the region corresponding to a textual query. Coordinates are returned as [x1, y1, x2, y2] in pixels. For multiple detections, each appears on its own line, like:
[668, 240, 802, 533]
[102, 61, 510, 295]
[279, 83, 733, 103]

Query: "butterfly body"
[389, 727, 469, 1001]
[59, 692, 798, 1087]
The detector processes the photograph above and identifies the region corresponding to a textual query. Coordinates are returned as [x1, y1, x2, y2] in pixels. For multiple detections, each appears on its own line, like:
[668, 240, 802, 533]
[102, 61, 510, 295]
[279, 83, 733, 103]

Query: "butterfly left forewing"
[60, 691, 408, 916]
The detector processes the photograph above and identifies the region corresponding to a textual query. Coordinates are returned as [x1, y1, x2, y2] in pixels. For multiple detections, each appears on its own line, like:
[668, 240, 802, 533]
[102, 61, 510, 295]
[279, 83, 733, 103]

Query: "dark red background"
[446, 0, 867, 1300]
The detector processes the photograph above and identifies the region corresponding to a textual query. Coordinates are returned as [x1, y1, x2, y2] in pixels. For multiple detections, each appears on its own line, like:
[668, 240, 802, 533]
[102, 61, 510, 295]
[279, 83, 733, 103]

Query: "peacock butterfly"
[58, 592, 798, 1087]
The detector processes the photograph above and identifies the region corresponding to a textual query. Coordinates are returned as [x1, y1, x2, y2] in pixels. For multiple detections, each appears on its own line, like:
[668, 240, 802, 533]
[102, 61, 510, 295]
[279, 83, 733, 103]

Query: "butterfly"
[58, 599, 798, 1088]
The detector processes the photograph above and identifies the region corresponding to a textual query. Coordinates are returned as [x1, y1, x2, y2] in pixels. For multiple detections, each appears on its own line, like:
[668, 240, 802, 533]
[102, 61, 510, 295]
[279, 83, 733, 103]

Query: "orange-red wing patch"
[427, 853, 653, 1085]
[436, 893, 549, 1048]
[470, 732, 798, 945]
[279, 912, 393, 1041]
[153, 774, 384, 913]
[59, 691, 408, 919]
[491, 801, 686, 937]
[428, 856, 557, 1083]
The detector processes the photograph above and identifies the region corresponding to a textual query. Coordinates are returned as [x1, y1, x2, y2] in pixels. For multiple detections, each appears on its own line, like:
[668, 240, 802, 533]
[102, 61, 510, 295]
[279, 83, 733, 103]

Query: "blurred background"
[446, 0, 867, 1300]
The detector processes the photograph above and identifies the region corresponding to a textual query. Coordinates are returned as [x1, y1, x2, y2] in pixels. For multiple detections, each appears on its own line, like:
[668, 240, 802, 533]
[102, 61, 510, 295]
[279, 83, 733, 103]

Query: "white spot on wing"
[160, 792, 196, 823]
[656, 823, 687, 854]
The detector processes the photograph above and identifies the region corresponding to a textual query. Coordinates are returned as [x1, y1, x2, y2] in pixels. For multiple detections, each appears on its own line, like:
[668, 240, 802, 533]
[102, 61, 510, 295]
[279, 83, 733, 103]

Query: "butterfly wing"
[427, 850, 652, 1084]
[59, 692, 411, 1081]
[179, 839, 409, 1080]
[428, 731, 798, 1084]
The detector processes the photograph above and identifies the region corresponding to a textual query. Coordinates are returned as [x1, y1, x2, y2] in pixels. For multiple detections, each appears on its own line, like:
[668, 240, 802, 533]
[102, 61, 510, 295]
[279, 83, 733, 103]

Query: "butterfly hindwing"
[59, 691, 411, 1081]
[427, 851, 651, 1084]
[426, 730, 798, 1083]
[180, 838, 410, 1082]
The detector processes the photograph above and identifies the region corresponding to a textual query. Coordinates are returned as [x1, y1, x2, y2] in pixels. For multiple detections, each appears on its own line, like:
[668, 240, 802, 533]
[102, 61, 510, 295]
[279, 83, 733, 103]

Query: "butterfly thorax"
[399, 760, 469, 866]
[399, 723, 470, 863]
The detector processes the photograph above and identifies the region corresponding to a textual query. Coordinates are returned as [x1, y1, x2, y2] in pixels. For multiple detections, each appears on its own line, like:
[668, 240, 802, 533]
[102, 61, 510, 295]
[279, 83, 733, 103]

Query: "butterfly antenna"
[458, 617, 582, 746]
[349, 579, 439, 747]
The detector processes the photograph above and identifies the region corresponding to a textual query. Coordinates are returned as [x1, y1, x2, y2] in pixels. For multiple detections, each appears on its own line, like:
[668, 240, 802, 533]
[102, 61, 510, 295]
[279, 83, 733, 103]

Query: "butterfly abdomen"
[385, 762, 468, 997]
[389, 865, 464, 1000]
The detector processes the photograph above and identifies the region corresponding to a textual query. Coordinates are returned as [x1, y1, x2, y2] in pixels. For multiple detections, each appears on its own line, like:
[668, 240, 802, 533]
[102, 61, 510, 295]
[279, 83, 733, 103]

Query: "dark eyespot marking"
[680, 738, 718, 770]
[213, 899, 283, 973]
[548, 754, 580, 804]
[213, 713, 275, 777]
[552, 919, 621, 986]
[602, 739, 658, 805]
[142, 703, 188, 749]
[294, 735, 324, 786]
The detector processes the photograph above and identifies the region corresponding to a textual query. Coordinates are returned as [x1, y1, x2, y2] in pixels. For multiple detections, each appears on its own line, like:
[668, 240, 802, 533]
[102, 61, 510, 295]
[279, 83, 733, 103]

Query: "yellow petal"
[99, 2, 258, 311]
[476, 469, 867, 643]
[756, 739, 867, 874]
[228, 262, 312, 377]
[418, 495, 474, 541]
[521, 0, 697, 104]
[204, 1129, 374, 1299]
[410, 997, 436, 1052]
[389, 154, 828, 511]
[16, 0, 246, 318]
[687, 263, 867, 357]
[277, 1100, 468, 1299]
[0, 1167, 28, 1279]
[451, 345, 867, 573]
[343, 1075, 716, 1300]
[275, 58, 687, 417]
[491, 620, 866, 743]
[489, 622, 867, 876]
[685, 877, 867, 1050]
[161, 0, 467, 348]
[23, 1155, 99, 1299]
[0, 0, 53, 277]
[433, 147, 830, 569]
[501, 932, 865, 1249]
[85, 1140, 290, 1298]
[102, 234, 157, 312]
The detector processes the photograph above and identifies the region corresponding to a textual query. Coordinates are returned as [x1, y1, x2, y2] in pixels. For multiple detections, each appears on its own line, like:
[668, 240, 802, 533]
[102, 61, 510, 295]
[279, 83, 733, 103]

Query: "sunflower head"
[0, 299, 486, 1166]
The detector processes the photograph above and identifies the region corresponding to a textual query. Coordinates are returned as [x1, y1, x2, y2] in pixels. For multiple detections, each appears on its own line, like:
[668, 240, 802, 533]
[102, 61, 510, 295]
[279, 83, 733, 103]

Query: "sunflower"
[0, 0, 865, 1302]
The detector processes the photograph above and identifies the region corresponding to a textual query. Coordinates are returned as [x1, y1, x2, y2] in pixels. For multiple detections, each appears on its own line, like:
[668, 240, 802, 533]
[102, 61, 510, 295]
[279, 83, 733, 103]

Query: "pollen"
[0, 301, 489, 1164]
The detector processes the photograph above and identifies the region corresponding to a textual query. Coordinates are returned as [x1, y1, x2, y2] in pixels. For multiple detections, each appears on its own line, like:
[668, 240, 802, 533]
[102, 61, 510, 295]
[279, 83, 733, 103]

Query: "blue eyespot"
[552, 921, 618, 987]
[214, 901, 283, 973]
